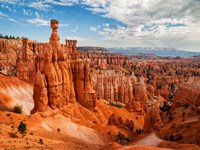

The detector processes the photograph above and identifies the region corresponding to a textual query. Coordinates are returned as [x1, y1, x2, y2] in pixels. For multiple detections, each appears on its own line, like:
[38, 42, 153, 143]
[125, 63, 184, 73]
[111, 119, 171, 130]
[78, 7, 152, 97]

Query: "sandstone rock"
[143, 104, 161, 132]
[74, 60, 96, 109]
[16, 38, 36, 83]
[31, 70, 48, 114]
[173, 77, 200, 107]
[92, 70, 149, 112]
[108, 114, 134, 132]
[31, 19, 96, 113]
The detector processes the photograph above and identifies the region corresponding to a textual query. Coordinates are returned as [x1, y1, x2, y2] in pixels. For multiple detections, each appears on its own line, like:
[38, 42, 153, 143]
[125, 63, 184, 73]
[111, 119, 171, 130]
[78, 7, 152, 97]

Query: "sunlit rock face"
[91, 70, 149, 112]
[16, 38, 36, 83]
[31, 19, 96, 114]
[173, 77, 200, 107]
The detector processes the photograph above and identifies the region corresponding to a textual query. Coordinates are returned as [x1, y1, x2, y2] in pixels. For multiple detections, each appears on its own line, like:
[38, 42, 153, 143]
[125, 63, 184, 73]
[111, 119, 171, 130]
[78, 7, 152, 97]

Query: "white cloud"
[28, 1, 52, 11]
[23, 9, 32, 16]
[5, 5, 12, 11]
[91, 20, 200, 50]
[103, 23, 109, 27]
[44, 0, 79, 6]
[65, 36, 89, 42]
[81, 0, 200, 26]
[90, 26, 98, 32]
[70, 24, 79, 32]
[0, 11, 7, 17]
[27, 15, 68, 27]
[26, 11, 50, 26]
[81, 0, 200, 51]
[28, 0, 79, 11]
[35, 11, 43, 19]
[59, 23, 68, 27]
[0, 0, 19, 4]
[7, 18, 26, 25]
[27, 18, 49, 26]
[1, 4, 17, 12]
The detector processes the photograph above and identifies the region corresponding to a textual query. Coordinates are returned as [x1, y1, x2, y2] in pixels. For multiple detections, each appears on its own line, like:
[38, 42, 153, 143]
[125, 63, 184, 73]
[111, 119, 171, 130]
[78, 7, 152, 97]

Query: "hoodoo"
[31, 19, 96, 114]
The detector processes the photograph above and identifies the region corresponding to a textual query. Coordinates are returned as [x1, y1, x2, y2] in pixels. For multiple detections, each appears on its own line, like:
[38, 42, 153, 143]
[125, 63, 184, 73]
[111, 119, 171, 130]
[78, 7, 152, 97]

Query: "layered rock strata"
[173, 77, 200, 107]
[31, 19, 96, 114]
[92, 71, 148, 112]
[16, 38, 36, 83]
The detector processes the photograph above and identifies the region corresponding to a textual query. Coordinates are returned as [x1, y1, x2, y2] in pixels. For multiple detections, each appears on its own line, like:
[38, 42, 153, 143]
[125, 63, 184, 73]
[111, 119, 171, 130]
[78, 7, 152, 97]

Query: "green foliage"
[108, 102, 123, 108]
[39, 139, 44, 144]
[18, 121, 27, 138]
[13, 105, 23, 114]
[160, 102, 172, 112]
[116, 132, 130, 145]
[6, 113, 11, 117]
[0, 34, 21, 40]
[136, 129, 144, 135]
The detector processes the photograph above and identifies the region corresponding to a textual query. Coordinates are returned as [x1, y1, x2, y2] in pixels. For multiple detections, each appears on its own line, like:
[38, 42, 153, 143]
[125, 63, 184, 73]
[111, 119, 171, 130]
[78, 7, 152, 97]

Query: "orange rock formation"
[31, 19, 96, 114]
[16, 38, 36, 83]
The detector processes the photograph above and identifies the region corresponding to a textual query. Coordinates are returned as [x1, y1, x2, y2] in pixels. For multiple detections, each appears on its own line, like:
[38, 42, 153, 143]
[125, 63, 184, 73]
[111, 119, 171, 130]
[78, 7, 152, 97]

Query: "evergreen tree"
[18, 121, 27, 138]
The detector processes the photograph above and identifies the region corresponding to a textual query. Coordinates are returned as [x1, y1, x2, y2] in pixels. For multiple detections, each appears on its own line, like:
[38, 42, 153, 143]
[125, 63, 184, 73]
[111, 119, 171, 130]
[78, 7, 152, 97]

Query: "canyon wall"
[173, 77, 200, 107]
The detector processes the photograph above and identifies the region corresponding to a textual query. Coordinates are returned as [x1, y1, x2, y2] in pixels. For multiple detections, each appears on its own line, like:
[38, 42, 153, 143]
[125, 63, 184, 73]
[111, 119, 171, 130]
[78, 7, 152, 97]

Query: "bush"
[57, 128, 61, 133]
[6, 113, 11, 117]
[18, 121, 27, 138]
[136, 129, 144, 135]
[39, 139, 44, 144]
[116, 132, 130, 145]
[108, 102, 123, 108]
[160, 102, 172, 112]
[13, 105, 22, 114]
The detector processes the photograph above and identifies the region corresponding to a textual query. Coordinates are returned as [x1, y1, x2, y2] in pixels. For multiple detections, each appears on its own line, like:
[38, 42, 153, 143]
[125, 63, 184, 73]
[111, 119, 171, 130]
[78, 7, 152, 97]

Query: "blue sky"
[0, 0, 200, 51]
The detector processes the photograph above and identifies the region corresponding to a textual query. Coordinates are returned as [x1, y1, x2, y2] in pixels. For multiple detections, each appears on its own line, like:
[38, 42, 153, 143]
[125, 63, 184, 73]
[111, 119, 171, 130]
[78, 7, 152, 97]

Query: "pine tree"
[18, 121, 27, 138]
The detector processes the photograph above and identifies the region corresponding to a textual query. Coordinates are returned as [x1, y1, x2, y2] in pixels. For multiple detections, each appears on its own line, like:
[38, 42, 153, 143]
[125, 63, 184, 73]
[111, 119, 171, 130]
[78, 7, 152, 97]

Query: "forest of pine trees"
[0, 34, 21, 40]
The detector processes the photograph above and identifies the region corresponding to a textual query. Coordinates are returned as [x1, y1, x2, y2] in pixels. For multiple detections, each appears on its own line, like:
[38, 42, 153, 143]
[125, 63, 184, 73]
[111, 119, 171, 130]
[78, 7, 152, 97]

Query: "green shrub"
[57, 128, 61, 133]
[6, 113, 11, 117]
[116, 132, 130, 145]
[18, 121, 27, 138]
[39, 139, 44, 144]
[108, 102, 123, 108]
[13, 105, 22, 114]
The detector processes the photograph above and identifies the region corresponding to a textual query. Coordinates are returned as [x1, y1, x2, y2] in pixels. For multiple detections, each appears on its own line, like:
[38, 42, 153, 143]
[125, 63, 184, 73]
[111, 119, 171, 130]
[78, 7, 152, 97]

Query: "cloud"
[66, 36, 89, 42]
[28, 0, 79, 11]
[8, 18, 26, 25]
[22, 9, 32, 16]
[90, 25, 102, 32]
[59, 23, 69, 27]
[27, 18, 49, 26]
[0, 11, 7, 17]
[81, 0, 200, 26]
[103, 23, 109, 27]
[1, 4, 17, 12]
[81, 0, 200, 50]
[90, 26, 98, 32]
[27, 12, 68, 27]
[28, 1, 52, 11]
[0, 0, 19, 4]
[44, 0, 79, 6]
[70, 24, 79, 32]
[91, 19, 200, 49]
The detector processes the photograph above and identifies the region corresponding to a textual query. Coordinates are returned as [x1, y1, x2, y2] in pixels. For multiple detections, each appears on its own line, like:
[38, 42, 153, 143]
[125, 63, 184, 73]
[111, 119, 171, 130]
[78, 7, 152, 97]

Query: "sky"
[0, 0, 200, 51]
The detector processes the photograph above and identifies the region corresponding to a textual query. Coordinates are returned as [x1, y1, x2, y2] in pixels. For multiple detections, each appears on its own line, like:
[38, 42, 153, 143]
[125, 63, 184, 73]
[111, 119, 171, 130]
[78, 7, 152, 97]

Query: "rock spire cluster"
[30, 19, 96, 114]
